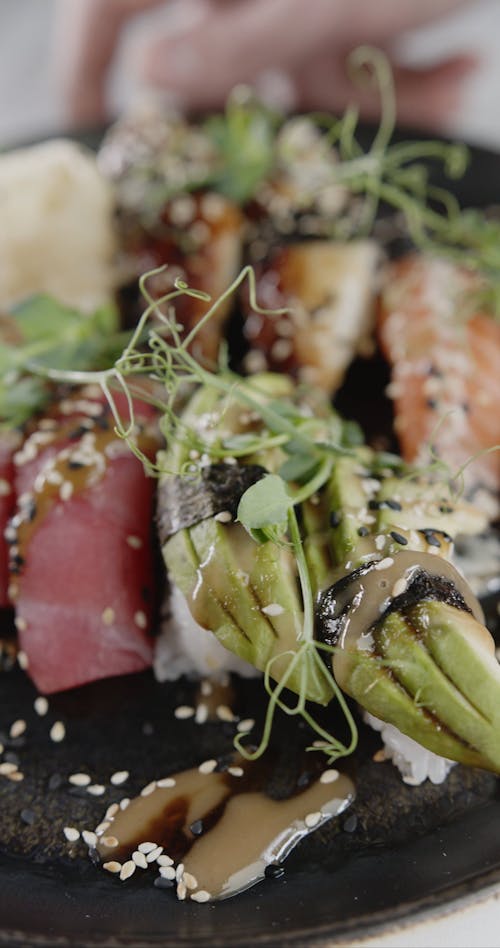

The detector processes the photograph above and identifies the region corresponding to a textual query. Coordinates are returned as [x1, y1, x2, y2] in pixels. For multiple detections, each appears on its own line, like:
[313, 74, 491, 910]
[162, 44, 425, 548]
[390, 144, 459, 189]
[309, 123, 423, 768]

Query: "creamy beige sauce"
[332, 550, 485, 685]
[96, 757, 354, 901]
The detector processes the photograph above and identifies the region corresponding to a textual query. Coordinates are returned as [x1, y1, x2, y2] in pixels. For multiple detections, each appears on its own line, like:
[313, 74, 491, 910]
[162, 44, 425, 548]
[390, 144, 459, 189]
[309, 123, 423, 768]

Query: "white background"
[1, 1, 500, 945]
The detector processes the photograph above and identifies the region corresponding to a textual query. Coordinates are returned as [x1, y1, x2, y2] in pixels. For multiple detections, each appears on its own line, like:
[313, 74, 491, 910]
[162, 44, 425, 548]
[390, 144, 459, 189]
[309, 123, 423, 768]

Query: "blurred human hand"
[54, 0, 475, 128]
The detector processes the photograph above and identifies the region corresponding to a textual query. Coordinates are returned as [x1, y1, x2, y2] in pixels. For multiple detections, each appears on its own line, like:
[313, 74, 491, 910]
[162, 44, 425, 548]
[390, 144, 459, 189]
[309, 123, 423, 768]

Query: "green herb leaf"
[279, 453, 320, 483]
[237, 473, 292, 532]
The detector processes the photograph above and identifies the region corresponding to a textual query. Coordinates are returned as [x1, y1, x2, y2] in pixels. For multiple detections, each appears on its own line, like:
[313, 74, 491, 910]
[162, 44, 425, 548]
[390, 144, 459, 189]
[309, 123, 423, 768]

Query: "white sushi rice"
[154, 585, 260, 682]
[364, 711, 456, 785]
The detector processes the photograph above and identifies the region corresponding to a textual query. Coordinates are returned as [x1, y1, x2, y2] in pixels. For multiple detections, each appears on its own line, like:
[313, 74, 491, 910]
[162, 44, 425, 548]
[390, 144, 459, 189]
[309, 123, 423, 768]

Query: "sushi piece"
[378, 253, 500, 507]
[241, 240, 379, 392]
[157, 372, 500, 775]
[8, 387, 160, 694]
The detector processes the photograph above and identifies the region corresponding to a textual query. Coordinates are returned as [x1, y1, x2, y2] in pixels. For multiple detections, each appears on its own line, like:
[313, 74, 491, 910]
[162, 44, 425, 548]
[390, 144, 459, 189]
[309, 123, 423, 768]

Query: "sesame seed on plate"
[157, 854, 174, 867]
[320, 769, 340, 784]
[101, 836, 119, 849]
[138, 841, 158, 854]
[69, 773, 91, 787]
[119, 798, 130, 810]
[9, 719, 26, 739]
[304, 811, 322, 828]
[177, 881, 187, 901]
[7, 770, 24, 782]
[103, 861, 121, 874]
[126, 535, 143, 550]
[132, 851, 148, 869]
[216, 704, 235, 722]
[146, 846, 164, 863]
[159, 865, 176, 880]
[63, 827, 80, 842]
[50, 721, 66, 743]
[157, 777, 176, 788]
[176, 863, 185, 882]
[34, 696, 48, 716]
[0, 762, 19, 775]
[214, 510, 232, 523]
[174, 705, 195, 720]
[141, 781, 156, 797]
[237, 718, 255, 733]
[228, 766, 244, 778]
[198, 759, 217, 775]
[134, 611, 148, 629]
[87, 783, 106, 796]
[95, 821, 111, 835]
[191, 890, 211, 903]
[119, 860, 136, 881]
[82, 830, 98, 848]
[195, 703, 208, 724]
[183, 872, 198, 891]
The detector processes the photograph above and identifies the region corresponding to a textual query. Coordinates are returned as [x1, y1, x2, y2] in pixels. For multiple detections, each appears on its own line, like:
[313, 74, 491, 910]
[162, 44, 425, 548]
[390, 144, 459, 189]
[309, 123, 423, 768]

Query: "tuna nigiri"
[8, 387, 161, 694]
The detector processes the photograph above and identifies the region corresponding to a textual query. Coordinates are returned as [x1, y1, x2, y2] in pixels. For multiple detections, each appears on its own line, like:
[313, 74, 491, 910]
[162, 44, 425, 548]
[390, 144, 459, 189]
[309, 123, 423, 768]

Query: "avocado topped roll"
[156, 370, 500, 775]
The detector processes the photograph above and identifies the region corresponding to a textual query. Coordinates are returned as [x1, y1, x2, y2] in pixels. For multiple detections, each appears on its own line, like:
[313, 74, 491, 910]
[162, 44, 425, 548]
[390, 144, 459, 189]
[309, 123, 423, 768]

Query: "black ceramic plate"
[0, 127, 499, 948]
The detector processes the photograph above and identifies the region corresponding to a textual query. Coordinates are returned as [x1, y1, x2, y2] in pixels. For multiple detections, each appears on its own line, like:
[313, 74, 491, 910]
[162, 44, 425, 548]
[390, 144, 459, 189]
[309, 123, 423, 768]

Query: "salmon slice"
[0, 431, 21, 606]
[9, 387, 161, 693]
[378, 253, 500, 503]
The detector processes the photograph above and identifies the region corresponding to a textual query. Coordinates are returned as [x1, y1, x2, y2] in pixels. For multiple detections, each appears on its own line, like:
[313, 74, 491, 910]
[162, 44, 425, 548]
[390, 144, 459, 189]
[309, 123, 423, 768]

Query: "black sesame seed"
[4, 751, 20, 765]
[368, 499, 402, 511]
[357, 526, 369, 537]
[390, 531, 408, 546]
[296, 771, 312, 789]
[343, 814, 358, 833]
[190, 819, 204, 836]
[154, 876, 174, 889]
[265, 864, 285, 880]
[48, 773, 63, 791]
[439, 505, 454, 514]
[68, 460, 85, 470]
[419, 528, 441, 548]
[20, 808, 36, 826]
[95, 415, 110, 430]
[426, 399, 437, 410]
[329, 511, 341, 528]
[68, 425, 90, 441]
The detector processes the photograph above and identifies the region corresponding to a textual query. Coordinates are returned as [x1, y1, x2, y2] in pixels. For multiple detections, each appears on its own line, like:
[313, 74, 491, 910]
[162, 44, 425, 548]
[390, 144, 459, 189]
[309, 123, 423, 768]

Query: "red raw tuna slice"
[10, 387, 161, 693]
[0, 431, 21, 606]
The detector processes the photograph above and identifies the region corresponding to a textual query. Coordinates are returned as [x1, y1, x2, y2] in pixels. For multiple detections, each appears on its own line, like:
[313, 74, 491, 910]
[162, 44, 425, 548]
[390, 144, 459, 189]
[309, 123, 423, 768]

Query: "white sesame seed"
[119, 798, 130, 811]
[105, 803, 119, 820]
[191, 890, 211, 903]
[59, 481, 74, 501]
[102, 836, 119, 848]
[69, 773, 91, 787]
[156, 777, 176, 788]
[95, 821, 111, 835]
[132, 851, 148, 869]
[392, 577, 408, 598]
[63, 827, 80, 842]
[176, 863, 185, 882]
[119, 860, 136, 881]
[215, 704, 235, 722]
[183, 872, 198, 891]
[146, 846, 164, 863]
[141, 781, 156, 797]
[10, 719, 26, 739]
[50, 721, 66, 743]
[174, 706, 195, 720]
[134, 611, 148, 630]
[87, 784, 106, 796]
[103, 861, 121, 874]
[126, 535, 143, 550]
[177, 881, 187, 901]
[228, 766, 244, 778]
[34, 696, 48, 716]
[82, 830, 98, 848]
[0, 478, 11, 496]
[159, 865, 176, 880]
[7, 770, 24, 782]
[261, 603, 285, 617]
[0, 762, 19, 776]
[374, 557, 395, 571]
[320, 769, 340, 784]
[198, 759, 217, 775]
[138, 841, 158, 854]
[236, 718, 255, 733]
[214, 510, 232, 523]
[200, 679, 213, 696]
[101, 607, 115, 626]
[195, 703, 208, 724]
[304, 811, 322, 828]
[15, 617, 27, 633]
[157, 854, 174, 867]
